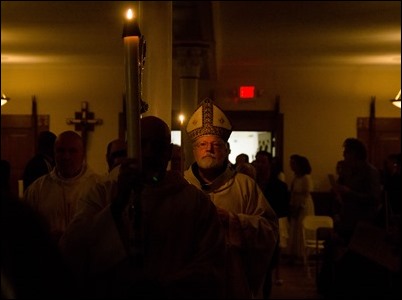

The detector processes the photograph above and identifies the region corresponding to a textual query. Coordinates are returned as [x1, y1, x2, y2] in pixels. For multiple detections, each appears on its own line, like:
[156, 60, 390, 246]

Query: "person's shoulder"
[30, 172, 52, 185]
[235, 171, 254, 180]
[173, 173, 201, 193]
[183, 166, 194, 178]
[358, 162, 380, 177]
[274, 177, 289, 189]
[167, 173, 213, 204]
[234, 172, 259, 188]
[27, 153, 44, 161]
[83, 166, 104, 181]
[183, 165, 201, 187]
[24, 173, 53, 196]
[24, 154, 48, 170]
[184, 182, 207, 196]
[302, 173, 313, 181]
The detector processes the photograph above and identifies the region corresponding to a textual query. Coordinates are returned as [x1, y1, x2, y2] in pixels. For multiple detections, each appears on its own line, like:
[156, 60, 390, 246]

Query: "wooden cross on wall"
[66, 101, 103, 150]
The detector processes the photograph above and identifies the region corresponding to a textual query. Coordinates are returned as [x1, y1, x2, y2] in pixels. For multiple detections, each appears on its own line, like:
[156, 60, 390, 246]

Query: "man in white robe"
[24, 130, 102, 243]
[184, 98, 279, 299]
[59, 116, 226, 299]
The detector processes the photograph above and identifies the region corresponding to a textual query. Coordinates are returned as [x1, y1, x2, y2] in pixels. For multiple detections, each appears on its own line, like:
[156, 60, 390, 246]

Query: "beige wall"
[1, 65, 125, 175]
[1, 2, 172, 177]
[1, 2, 400, 191]
[210, 65, 400, 191]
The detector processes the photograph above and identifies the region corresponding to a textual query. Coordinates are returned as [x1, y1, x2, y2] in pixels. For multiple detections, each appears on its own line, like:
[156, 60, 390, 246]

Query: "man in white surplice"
[183, 98, 279, 299]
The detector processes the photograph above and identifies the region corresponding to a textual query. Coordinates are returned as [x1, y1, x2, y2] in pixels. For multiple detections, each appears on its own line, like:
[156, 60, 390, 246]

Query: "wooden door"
[357, 117, 401, 172]
[1, 115, 49, 198]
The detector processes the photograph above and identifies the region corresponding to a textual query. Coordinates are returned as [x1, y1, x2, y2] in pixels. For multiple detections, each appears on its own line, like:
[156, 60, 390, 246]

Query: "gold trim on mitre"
[186, 98, 232, 142]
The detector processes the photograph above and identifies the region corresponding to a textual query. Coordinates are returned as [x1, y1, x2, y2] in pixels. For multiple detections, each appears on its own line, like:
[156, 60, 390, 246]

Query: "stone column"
[140, 1, 172, 125]
[174, 43, 208, 170]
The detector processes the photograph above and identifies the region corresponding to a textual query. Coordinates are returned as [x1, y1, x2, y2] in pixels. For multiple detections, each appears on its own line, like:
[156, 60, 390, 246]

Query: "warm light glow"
[1, 93, 10, 106]
[1, 54, 65, 64]
[126, 9, 134, 20]
[178, 114, 185, 125]
[391, 89, 401, 109]
[392, 100, 401, 109]
[395, 90, 401, 101]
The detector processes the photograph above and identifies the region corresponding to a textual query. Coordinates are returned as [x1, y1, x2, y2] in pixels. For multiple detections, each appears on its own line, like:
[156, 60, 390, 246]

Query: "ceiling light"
[1, 93, 10, 106]
[390, 90, 401, 109]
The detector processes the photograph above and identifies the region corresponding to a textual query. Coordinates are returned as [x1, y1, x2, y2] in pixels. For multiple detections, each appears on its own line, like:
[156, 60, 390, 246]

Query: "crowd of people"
[2, 98, 400, 299]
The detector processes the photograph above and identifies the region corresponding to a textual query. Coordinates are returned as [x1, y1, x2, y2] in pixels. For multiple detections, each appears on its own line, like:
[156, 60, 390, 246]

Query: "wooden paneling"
[357, 117, 401, 171]
[1, 115, 49, 198]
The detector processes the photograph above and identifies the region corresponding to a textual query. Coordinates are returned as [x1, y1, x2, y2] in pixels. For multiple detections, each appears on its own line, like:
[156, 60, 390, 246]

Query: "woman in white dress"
[287, 154, 315, 264]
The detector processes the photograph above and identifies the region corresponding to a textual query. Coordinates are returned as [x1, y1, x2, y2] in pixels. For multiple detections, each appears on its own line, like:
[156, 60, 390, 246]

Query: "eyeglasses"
[194, 141, 226, 150]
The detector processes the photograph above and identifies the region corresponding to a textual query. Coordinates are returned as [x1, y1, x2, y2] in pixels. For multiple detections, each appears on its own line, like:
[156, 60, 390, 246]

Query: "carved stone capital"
[173, 42, 209, 78]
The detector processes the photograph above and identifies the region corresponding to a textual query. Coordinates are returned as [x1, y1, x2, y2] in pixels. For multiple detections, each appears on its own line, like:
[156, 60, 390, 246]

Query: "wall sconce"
[1, 93, 10, 106]
[390, 90, 401, 109]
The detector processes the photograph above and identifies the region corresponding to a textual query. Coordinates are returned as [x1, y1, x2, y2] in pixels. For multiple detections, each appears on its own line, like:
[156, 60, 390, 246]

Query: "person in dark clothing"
[253, 150, 290, 299]
[382, 153, 401, 218]
[333, 138, 382, 243]
[105, 138, 127, 173]
[2, 192, 76, 299]
[22, 131, 57, 190]
[317, 138, 388, 298]
[1, 159, 11, 198]
[4, 142, 69, 299]
[254, 151, 290, 219]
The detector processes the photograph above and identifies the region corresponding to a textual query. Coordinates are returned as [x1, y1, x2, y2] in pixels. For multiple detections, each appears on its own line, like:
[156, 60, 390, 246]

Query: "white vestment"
[184, 164, 279, 299]
[24, 165, 102, 238]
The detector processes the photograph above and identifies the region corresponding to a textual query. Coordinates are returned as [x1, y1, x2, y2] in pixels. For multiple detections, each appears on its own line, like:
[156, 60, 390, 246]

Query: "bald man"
[106, 138, 127, 173]
[24, 130, 102, 242]
[60, 116, 225, 299]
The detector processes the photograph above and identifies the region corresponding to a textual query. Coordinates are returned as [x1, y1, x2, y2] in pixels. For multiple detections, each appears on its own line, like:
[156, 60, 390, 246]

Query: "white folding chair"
[302, 215, 334, 278]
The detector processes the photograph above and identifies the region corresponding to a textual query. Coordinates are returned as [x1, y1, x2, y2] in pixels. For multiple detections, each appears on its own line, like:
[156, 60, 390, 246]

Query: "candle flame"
[178, 114, 185, 125]
[126, 9, 134, 20]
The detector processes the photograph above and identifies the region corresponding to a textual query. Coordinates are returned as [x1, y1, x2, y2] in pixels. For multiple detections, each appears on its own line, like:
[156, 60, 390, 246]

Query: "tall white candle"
[179, 114, 185, 174]
[123, 9, 142, 164]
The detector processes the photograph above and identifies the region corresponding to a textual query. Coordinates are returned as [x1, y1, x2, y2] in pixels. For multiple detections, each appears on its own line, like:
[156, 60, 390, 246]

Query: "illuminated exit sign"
[239, 86, 255, 99]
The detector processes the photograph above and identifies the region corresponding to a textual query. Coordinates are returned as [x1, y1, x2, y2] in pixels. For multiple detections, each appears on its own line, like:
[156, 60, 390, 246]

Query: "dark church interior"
[2, 1, 400, 299]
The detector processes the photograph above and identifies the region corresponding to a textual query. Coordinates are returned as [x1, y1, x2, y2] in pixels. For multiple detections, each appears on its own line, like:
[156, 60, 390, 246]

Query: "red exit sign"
[239, 86, 255, 99]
